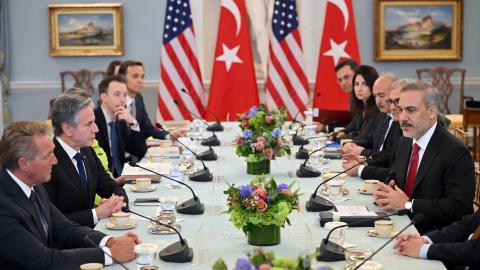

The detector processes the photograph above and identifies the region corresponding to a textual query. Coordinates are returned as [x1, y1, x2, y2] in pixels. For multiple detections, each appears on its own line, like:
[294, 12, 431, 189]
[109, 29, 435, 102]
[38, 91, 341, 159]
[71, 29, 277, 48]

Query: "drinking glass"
[327, 180, 344, 202]
[344, 246, 373, 270]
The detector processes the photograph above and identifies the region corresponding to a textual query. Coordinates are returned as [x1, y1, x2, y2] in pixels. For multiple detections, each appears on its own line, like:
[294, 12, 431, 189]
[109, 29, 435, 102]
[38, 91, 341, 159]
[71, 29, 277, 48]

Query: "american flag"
[265, 0, 309, 121]
[156, 0, 206, 121]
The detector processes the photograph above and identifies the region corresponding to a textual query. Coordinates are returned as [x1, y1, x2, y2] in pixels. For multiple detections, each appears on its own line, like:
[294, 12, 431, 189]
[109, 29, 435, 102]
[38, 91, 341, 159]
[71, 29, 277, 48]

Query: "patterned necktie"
[405, 143, 420, 197]
[376, 115, 391, 150]
[30, 190, 48, 237]
[73, 152, 88, 192]
[109, 121, 123, 175]
[130, 100, 137, 119]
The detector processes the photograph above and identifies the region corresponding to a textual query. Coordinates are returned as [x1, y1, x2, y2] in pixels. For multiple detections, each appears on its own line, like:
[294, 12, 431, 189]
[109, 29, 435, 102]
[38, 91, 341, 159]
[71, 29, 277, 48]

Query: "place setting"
[105, 212, 137, 230]
[147, 197, 182, 235]
[367, 219, 399, 238]
[130, 177, 157, 193]
[357, 179, 379, 195]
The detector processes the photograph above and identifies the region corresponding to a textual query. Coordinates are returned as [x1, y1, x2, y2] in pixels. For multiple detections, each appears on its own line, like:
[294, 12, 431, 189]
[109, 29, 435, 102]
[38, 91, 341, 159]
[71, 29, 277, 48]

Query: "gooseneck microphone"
[316, 210, 411, 262]
[84, 235, 129, 270]
[304, 158, 369, 211]
[127, 209, 193, 263]
[155, 123, 217, 161]
[128, 162, 204, 214]
[297, 143, 344, 178]
[296, 139, 335, 160]
[290, 92, 321, 127]
[180, 88, 224, 132]
[353, 213, 425, 269]
[173, 99, 220, 146]
[292, 128, 309, 146]
[156, 125, 213, 182]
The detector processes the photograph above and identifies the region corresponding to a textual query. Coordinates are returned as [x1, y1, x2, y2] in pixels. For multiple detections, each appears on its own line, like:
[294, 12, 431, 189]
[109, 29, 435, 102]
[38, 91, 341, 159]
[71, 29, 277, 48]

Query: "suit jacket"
[94, 107, 147, 177]
[134, 93, 169, 139]
[343, 107, 380, 143]
[425, 211, 480, 269]
[0, 169, 106, 269]
[43, 138, 129, 228]
[388, 124, 475, 234]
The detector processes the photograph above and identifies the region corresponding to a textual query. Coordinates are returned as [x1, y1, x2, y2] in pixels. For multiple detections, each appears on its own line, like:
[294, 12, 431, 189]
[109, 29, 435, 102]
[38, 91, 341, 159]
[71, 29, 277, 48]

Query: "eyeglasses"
[386, 98, 400, 107]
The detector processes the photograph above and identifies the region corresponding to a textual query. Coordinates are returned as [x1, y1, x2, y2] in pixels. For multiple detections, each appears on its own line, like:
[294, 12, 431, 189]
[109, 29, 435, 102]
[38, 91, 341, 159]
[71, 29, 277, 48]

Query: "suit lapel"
[32, 186, 52, 243]
[94, 108, 111, 155]
[397, 138, 413, 189]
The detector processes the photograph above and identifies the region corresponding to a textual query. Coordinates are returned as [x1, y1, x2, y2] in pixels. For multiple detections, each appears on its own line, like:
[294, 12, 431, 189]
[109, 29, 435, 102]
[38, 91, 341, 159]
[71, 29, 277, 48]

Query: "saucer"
[130, 185, 157, 193]
[147, 223, 182, 235]
[357, 187, 373, 195]
[367, 228, 399, 238]
[105, 220, 137, 230]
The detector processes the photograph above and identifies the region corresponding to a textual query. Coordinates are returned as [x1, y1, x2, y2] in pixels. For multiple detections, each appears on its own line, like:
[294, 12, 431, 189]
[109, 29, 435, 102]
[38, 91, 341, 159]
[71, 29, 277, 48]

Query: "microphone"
[297, 143, 349, 178]
[180, 88, 224, 132]
[316, 210, 411, 262]
[290, 92, 321, 127]
[156, 125, 213, 182]
[127, 209, 193, 263]
[173, 99, 220, 146]
[353, 213, 425, 269]
[84, 235, 129, 270]
[304, 158, 369, 210]
[295, 138, 335, 160]
[128, 162, 204, 214]
[292, 128, 309, 146]
[156, 123, 217, 161]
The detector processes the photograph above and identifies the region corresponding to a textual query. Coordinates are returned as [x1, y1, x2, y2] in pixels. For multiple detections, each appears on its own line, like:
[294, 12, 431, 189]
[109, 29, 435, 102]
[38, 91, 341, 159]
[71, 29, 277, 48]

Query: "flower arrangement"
[235, 105, 290, 163]
[225, 176, 299, 231]
[212, 248, 332, 270]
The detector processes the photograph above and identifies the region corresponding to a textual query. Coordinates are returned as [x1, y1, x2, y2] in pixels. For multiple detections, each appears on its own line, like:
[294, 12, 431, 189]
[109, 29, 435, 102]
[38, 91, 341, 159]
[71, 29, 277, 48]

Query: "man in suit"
[0, 120, 139, 269]
[118, 60, 186, 140]
[394, 211, 480, 269]
[373, 81, 474, 234]
[94, 75, 147, 177]
[45, 92, 129, 228]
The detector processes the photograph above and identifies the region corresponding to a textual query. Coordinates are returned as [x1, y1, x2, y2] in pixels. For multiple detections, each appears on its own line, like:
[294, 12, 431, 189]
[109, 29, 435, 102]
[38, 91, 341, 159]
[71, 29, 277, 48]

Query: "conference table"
[98, 122, 445, 270]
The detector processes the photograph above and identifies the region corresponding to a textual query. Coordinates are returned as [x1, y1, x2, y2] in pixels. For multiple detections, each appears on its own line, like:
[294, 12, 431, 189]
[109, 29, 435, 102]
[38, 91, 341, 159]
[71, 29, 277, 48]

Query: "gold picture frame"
[375, 0, 463, 61]
[49, 3, 124, 56]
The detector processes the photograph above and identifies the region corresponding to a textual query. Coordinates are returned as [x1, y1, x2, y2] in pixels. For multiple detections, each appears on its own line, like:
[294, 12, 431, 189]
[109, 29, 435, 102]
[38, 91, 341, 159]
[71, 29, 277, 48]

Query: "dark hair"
[351, 65, 379, 115]
[335, 59, 359, 72]
[118, 60, 144, 75]
[98, 75, 128, 96]
[106, 60, 122, 76]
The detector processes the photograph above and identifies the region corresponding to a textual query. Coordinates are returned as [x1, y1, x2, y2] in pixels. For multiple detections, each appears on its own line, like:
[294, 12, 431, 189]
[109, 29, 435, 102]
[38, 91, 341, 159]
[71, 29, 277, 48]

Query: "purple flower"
[235, 258, 254, 270]
[277, 183, 289, 192]
[247, 107, 258, 118]
[271, 128, 281, 137]
[240, 185, 253, 198]
[243, 130, 253, 138]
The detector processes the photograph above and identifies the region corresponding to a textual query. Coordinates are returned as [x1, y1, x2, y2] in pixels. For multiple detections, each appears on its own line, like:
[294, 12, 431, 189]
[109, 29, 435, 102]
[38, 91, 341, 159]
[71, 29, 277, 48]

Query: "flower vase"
[246, 224, 281, 246]
[246, 159, 270, 175]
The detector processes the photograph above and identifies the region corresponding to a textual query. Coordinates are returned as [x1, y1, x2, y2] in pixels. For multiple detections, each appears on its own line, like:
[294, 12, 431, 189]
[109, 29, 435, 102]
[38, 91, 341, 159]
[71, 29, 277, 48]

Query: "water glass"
[327, 180, 344, 202]
[344, 247, 373, 270]
[309, 151, 325, 167]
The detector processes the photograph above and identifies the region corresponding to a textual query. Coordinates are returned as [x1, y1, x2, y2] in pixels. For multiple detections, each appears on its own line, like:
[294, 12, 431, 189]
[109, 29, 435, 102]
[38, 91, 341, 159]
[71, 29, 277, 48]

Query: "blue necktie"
[376, 115, 391, 150]
[30, 190, 48, 237]
[109, 121, 123, 175]
[73, 153, 88, 192]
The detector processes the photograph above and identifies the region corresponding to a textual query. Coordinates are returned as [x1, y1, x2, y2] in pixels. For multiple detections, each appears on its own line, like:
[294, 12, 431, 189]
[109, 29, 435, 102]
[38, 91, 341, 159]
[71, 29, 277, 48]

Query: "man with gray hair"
[373, 81, 474, 234]
[45, 92, 129, 228]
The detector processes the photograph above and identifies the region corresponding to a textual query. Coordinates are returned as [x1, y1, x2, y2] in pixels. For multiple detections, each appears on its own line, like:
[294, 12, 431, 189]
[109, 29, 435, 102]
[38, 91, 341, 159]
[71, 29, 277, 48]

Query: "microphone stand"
[295, 138, 335, 160]
[128, 209, 194, 263]
[292, 128, 309, 146]
[180, 88, 224, 132]
[305, 159, 369, 210]
[317, 210, 410, 262]
[84, 235, 129, 270]
[128, 162, 204, 214]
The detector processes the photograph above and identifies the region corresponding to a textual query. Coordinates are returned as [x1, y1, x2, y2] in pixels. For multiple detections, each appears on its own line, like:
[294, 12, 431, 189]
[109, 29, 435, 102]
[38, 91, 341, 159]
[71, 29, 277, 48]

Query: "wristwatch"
[404, 200, 413, 211]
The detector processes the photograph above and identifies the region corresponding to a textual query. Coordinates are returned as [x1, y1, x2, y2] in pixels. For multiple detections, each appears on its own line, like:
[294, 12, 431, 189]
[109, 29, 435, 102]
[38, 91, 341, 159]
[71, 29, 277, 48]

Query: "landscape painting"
[58, 14, 114, 47]
[375, 0, 463, 61]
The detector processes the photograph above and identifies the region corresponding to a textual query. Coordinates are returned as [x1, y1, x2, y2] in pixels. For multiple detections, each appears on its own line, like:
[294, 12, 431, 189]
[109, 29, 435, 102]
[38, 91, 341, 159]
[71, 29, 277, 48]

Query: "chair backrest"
[474, 170, 480, 209]
[60, 69, 106, 95]
[416, 67, 466, 114]
[453, 128, 468, 146]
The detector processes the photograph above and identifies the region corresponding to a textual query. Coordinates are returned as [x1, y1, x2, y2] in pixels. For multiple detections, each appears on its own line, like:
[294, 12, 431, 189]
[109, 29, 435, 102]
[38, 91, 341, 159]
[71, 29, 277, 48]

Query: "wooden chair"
[60, 69, 106, 95]
[474, 171, 480, 210]
[453, 128, 468, 146]
[416, 67, 467, 114]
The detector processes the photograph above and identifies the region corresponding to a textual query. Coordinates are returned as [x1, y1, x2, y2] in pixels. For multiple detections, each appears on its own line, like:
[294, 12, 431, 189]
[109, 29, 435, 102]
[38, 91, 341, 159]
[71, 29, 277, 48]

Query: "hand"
[342, 153, 365, 163]
[170, 128, 189, 141]
[341, 142, 356, 153]
[95, 195, 126, 219]
[374, 182, 409, 210]
[341, 160, 359, 177]
[108, 233, 140, 263]
[114, 106, 136, 125]
[394, 234, 427, 258]
[336, 132, 346, 140]
[114, 176, 127, 185]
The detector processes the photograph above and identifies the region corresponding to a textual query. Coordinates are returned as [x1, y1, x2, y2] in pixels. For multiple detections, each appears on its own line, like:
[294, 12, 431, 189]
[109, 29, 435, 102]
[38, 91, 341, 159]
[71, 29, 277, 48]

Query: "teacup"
[135, 178, 151, 190]
[324, 221, 347, 245]
[110, 212, 131, 227]
[80, 263, 103, 270]
[374, 220, 394, 236]
[327, 180, 344, 201]
[363, 179, 380, 193]
[340, 139, 353, 146]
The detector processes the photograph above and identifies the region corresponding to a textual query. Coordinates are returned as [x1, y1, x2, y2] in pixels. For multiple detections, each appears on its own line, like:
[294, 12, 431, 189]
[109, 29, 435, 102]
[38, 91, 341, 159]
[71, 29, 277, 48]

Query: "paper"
[121, 162, 170, 180]
[333, 205, 377, 217]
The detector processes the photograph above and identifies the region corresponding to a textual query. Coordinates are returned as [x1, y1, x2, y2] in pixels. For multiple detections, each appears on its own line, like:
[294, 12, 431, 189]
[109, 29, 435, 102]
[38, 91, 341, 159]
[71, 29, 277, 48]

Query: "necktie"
[109, 121, 123, 175]
[405, 143, 420, 197]
[471, 225, 480, 240]
[130, 100, 137, 119]
[73, 153, 88, 192]
[376, 115, 391, 150]
[30, 190, 48, 237]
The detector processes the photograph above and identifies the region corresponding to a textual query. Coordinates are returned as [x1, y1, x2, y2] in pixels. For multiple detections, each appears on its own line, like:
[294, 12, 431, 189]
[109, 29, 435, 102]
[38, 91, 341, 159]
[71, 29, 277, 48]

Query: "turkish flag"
[206, 0, 259, 121]
[313, 0, 361, 111]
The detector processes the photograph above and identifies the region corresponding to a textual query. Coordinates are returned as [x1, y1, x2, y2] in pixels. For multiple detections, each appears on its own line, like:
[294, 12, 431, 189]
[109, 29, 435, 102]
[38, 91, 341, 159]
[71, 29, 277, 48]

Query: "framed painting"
[375, 0, 463, 61]
[49, 3, 123, 56]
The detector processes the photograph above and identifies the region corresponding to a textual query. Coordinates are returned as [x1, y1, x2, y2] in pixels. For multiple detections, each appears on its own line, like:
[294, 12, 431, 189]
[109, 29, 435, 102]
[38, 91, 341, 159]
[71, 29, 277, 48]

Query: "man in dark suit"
[0, 120, 139, 269]
[45, 92, 129, 228]
[373, 81, 474, 234]
[394, 211, 480, 269]
[94, 75, 147, 177]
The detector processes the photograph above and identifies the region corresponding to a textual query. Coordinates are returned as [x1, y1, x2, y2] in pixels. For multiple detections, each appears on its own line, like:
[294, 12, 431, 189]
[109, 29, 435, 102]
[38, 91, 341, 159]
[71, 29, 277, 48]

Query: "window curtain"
[0, 0, 10, 131]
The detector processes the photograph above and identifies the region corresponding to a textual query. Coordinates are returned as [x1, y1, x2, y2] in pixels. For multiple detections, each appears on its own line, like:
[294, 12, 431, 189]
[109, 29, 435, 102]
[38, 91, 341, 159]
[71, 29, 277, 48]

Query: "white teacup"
[324, 221, 347, 245]
[363, 179, 380, 193]
[374, 220, 394, 236]
[135, 178, 151, 190]
[110, 212, 131, 227]
[80, 263, 103, 270]
[327, 180, 344, 201]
